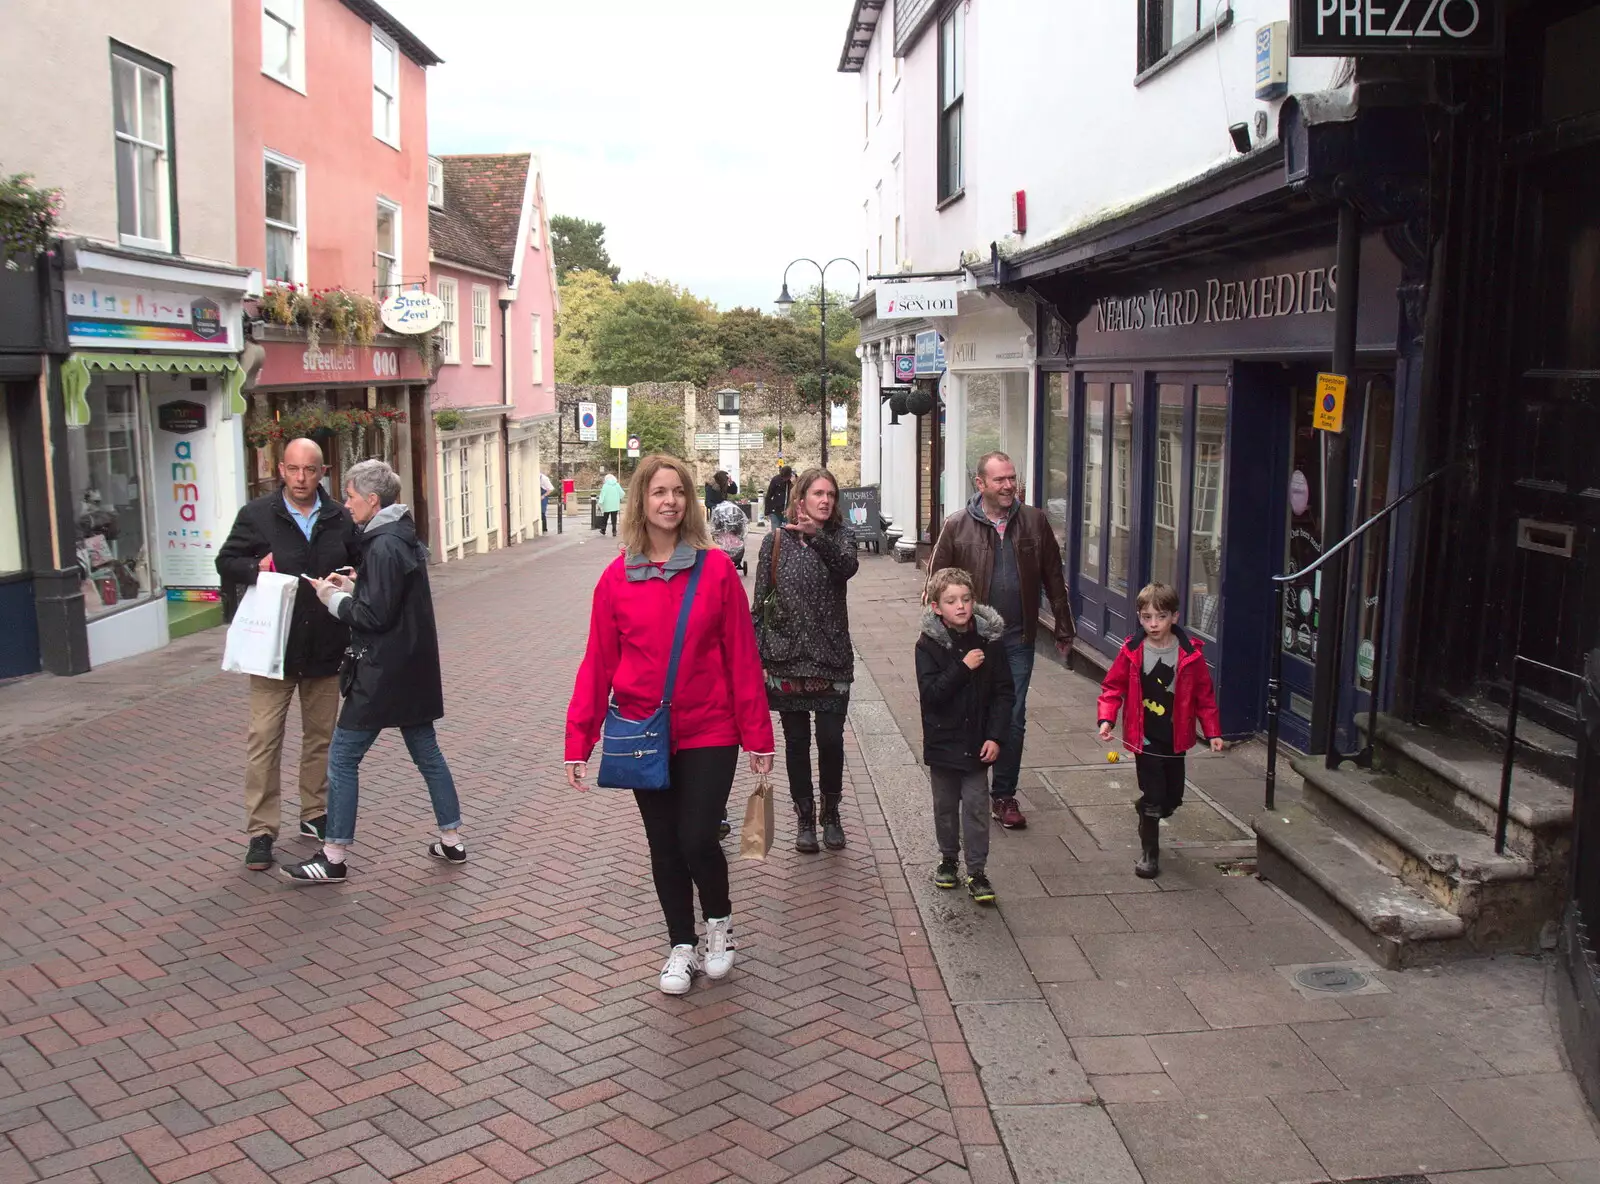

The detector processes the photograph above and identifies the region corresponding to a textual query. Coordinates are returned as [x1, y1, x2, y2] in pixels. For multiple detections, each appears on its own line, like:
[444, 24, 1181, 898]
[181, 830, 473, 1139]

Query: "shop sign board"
[1290, 0, 1502, 56]
[255, 339, 428, 387]
[151, 396, 222, 591]
[914, 330, 946, 376]
[380, 290, 445, 335]
[66, 279, 242, 352]
[876, 280, 959, 319]
[838, 487, 882, 545]
[894, 353, 916, 381]
[1313, 373, 1348, 432]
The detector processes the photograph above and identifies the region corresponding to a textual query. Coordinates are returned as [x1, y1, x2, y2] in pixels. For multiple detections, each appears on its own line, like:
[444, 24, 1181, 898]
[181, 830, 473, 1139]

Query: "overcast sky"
[381, 0, 865, 311]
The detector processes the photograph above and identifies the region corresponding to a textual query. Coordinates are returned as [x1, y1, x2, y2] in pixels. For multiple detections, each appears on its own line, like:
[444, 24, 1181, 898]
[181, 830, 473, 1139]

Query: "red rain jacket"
[1096, 628, 1222, 755]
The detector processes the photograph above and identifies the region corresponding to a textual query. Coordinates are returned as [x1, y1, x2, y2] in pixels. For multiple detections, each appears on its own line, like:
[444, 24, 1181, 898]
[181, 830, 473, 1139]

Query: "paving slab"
[1107, 1097, 1326, 1184]
[1292, 1014, 1499, 1090]
[1273, 1083, 1504, 1179]
[1043, 978, 1209, 1038]
[1146, 1025, 1341, 1100]
[1432, 1073, 1600, 1166]
[954, 1002, 1093, 1104]
[1077, 929, 1229, 979]
[1174, 970, 1352, 1029]
[991, 1104, 1141, 1184]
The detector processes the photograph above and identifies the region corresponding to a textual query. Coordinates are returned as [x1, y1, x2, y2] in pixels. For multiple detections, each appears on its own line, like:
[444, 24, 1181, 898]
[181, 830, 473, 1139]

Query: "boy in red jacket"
[1096, 582, 1223, 879]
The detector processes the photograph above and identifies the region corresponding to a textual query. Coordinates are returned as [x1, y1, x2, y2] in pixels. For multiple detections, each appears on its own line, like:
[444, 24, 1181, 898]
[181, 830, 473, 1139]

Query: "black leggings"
[779, 710, 846, 804]
[602, 510, 618, 535]
[633, 745, 738, 947]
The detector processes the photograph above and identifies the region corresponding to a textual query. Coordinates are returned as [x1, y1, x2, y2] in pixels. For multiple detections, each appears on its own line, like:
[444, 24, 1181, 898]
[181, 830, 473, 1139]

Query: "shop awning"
[59, 353, 247, 427]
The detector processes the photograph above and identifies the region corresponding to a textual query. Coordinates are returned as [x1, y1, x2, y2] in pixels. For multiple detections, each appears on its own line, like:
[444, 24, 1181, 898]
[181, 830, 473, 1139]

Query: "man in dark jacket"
[763, 466, 793, 525]
[216, 438, 360, 871]
[925, 451, 1075, 830]
[281, 459, 464, 884]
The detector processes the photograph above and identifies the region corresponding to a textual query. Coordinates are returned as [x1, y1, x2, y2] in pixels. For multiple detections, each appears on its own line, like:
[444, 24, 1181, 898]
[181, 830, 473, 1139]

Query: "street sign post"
[627, 434, 641, 459]
[577, 402, 598, 442]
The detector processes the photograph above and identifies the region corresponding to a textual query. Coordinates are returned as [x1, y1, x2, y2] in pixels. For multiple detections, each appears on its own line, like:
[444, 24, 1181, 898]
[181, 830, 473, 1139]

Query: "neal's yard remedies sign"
[1291, 0, 1502, 56]
[876, 280, 959, 319]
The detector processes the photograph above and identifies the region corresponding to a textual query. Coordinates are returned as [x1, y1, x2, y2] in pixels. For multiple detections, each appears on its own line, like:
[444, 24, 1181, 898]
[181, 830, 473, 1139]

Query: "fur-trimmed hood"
[920, 602, 1007, 647]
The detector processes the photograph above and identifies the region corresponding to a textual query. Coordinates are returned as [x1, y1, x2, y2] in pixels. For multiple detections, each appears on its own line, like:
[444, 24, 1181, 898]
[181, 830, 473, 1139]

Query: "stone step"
[1254, 803, 1468, 970]
[1291, 756, 1562, 950]
[1450, 691, 1578, 786]
[1367, 714, 1572, 861]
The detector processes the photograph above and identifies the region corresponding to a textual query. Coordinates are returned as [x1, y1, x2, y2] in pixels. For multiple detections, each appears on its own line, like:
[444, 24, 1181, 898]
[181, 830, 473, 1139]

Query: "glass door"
[1075, 375, 1137, 651]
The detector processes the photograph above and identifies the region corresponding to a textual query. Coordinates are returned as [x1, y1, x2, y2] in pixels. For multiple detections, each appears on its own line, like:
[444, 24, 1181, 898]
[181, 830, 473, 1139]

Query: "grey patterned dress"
[753, 524, 859, 714]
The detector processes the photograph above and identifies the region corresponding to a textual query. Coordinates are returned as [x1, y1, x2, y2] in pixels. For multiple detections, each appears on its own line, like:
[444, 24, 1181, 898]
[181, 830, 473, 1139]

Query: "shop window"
[0, 393, 23, 575]
[262, 0, 304, 91]
[375, 200, 400, 297]
[1081, 384, 1105, 583]
[1108, 388, 1135, 596]
[264, 152, 304, 286]
[112, 46, 174, 253]
[457, 441, 473, 543]
[1188, 385, 1227, 639]
[471, 285, 491, 364]
[1354, 376, 1395, 692]
[530, 312, 543, 385]
[483, 441, 496, 536]
[1043, 373, 1072, 559]
[441, 443, 457, 549]
[68, 379, 152, 618]
[372, 29, 400, 147]
[937, 4, 964, 203]
[1283, 381, 1324, 665]
[1152, 383, 1184, 590]
[437, 278, 459, 364]
[962, 372, 1028, 491]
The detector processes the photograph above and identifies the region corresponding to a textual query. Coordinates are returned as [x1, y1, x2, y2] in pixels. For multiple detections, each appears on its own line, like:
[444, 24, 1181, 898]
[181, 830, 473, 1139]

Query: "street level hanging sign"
[876, 280, 959, 319]
[1291, 0, 1502, 56]
[380, 290, 446, 335]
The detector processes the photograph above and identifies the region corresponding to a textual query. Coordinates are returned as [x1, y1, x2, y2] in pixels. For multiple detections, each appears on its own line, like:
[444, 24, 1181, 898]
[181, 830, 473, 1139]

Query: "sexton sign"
[1291, 0, 1502, 56]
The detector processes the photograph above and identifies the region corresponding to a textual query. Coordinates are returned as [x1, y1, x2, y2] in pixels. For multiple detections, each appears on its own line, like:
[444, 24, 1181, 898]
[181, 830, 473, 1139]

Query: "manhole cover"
[1294, 965, 1371, 993]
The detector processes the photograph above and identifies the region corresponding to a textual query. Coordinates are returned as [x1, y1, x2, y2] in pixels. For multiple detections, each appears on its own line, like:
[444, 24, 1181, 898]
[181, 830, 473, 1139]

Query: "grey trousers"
[930, 765, 991, 873]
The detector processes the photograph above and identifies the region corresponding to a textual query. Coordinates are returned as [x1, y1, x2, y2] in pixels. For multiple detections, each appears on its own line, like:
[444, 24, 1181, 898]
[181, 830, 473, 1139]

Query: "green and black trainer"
[934, 858, 960, 889]
[967, 872, 997, 905]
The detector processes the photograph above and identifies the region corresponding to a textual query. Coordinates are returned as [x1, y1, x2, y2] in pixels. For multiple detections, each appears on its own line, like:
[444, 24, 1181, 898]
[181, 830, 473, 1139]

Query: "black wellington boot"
[820, 794, 847, 850]
[794, 798, 821, 854]
[1134, 814, 1161, 879]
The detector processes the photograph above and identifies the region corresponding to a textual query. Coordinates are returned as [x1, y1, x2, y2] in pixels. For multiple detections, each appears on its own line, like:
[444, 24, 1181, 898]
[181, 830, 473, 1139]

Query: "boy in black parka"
[916, 567, 1015, 904]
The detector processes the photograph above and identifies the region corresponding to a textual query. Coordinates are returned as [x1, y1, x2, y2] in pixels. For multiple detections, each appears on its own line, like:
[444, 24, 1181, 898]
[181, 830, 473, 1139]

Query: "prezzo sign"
[877, 281, 960, 319]
[1291, 0, 1502, 56]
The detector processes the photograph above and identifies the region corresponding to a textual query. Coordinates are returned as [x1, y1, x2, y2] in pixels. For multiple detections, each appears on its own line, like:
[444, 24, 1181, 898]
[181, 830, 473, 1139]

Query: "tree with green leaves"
[553, 268, 620, 383]
[550, 216, 620, 283]
[782, 283, 862, 348]
[708, 307, 812, 387]
[620, 396, 686, 469]
[590, 279, 721, 386]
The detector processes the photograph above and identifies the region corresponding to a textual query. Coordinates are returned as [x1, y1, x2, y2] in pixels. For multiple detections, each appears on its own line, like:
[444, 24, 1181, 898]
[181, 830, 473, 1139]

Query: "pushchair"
[710, 500, 748, 574]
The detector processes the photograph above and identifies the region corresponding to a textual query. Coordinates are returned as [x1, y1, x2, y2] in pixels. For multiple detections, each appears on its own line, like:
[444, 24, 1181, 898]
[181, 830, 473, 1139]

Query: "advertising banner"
[151, 395, 222, 590]
[610, 387, 629, 449]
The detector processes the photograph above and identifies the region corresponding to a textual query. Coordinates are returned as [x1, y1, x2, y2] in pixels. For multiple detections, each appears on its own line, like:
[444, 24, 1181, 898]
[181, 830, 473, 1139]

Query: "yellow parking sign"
[1313, 373, 1347, 433]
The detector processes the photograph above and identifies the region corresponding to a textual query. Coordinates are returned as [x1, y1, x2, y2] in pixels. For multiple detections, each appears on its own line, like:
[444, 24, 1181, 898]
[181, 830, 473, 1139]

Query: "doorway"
[1075, 375, 1137, 648]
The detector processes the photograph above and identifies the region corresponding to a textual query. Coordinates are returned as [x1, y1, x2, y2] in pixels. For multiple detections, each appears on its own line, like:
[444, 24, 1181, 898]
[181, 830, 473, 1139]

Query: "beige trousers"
[244, 674, 339, 837]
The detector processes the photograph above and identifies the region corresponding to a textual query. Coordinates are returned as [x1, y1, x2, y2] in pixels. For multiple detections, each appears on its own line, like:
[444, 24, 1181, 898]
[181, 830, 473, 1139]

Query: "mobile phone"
[299, 573, 318, 583]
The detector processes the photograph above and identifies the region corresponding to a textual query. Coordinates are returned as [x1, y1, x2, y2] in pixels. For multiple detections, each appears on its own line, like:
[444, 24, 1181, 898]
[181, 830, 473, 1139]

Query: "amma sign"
[1291, 0, 1502, 55]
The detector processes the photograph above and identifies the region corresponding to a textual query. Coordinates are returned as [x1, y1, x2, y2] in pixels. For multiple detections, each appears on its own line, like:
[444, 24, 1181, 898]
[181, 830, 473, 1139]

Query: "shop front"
[433, 409, 505, 562]
[246, 328, 430, 542]
[853, 294, 929, 552]
[940, 295, 1035, 497]
[1035, 234, 1405, 746]
[57, 248, 251, 666]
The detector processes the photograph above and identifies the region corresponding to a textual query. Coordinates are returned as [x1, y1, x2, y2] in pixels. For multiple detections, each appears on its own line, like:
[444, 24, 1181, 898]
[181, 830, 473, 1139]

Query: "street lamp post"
[776, 257, 861, 470]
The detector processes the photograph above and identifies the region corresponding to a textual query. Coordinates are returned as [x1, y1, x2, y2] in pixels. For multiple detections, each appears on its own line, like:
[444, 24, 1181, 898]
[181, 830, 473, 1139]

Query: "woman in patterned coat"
[752, 468, 858, 853]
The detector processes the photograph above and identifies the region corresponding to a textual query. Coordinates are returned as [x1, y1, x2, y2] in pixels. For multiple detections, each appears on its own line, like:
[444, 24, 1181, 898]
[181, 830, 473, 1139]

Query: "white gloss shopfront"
[59, 249, 250, 666]
[937, 294, 1035, 507]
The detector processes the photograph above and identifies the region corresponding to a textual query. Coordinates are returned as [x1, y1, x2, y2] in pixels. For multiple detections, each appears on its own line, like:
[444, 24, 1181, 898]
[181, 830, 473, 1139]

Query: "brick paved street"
[0, 535, 1008, 1184]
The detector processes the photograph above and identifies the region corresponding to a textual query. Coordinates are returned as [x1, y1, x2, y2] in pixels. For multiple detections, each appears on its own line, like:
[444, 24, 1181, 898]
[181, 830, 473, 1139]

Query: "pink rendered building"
[427, 153, 558, 558]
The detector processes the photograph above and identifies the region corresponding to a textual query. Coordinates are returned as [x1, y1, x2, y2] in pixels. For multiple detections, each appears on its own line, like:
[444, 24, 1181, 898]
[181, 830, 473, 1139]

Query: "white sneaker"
[703, 916, 735, 980]
[658, 944, 699, 995]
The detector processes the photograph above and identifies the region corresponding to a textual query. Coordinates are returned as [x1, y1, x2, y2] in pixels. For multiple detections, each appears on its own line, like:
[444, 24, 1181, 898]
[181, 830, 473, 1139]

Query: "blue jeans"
[325, 723, 461, 845]
[990, 633, 1035, 799]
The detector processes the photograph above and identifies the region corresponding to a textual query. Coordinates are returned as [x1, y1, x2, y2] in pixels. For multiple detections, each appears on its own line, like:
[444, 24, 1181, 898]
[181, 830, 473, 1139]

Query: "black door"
[1503, 145, 1600, 702]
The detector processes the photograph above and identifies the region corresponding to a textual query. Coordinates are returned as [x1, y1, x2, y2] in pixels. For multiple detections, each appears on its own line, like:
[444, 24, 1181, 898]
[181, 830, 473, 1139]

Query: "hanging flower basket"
[251, 285, 380, 351]
[0, 172, 62, 268]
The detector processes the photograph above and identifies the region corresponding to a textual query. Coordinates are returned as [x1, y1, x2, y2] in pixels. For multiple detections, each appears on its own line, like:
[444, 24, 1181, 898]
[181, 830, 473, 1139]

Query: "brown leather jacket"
[926, 498, 1076, 648]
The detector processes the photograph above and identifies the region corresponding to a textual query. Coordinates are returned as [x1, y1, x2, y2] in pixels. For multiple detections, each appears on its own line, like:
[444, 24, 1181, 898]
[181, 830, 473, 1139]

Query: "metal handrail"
[1264, 465, 1453, 810]
[1497, 655, 1583, 854]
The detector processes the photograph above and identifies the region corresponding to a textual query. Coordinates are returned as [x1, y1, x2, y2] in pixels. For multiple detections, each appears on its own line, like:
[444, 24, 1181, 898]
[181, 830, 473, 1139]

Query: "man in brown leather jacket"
[926, 452, 1075, 829]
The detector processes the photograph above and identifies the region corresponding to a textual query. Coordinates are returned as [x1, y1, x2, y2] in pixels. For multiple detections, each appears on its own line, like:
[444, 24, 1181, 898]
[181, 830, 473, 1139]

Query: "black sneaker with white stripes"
[298, 815, 327, 840]
[428, 841, 467, 864]
[279, 853, 346, 884]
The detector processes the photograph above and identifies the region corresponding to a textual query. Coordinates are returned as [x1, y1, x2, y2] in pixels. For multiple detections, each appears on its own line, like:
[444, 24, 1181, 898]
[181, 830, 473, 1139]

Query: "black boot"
[794, 798, 820, 854]
[820, 794, 846, 850]
[1135, 814, 1161, 879]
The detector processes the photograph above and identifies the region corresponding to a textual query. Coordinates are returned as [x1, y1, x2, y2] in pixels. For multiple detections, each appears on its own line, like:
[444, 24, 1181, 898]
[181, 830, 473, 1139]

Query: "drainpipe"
[499, 297, 513, 541]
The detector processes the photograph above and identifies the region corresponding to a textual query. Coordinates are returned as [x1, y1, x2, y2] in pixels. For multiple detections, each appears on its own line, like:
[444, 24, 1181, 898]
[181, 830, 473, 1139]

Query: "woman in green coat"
[597, 472, 623, 536]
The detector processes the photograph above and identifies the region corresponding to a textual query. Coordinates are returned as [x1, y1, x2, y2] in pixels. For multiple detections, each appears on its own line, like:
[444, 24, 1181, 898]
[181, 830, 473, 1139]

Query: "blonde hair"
[620, 454, 711, 556]
[928, 567, 976, 604]
[1136, 581, 1180, 614]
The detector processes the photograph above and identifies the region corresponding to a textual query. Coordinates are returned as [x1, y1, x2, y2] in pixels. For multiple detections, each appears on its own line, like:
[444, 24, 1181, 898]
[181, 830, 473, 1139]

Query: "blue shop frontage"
[1005, 156, 1427, 753]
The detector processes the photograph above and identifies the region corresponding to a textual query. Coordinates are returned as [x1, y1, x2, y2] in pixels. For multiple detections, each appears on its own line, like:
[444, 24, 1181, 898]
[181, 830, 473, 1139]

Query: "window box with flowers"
[246, 402, 406, 456]
[251, 283, 439, 373]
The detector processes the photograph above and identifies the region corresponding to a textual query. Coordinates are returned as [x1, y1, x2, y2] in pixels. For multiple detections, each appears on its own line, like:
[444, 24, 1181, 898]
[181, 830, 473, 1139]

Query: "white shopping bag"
[221, 571, 299, 679]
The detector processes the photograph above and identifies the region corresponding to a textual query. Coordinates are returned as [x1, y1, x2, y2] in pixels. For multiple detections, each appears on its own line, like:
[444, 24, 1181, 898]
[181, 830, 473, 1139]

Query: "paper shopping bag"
[221, 571, 299, 679]
[739, 779, 775, 860]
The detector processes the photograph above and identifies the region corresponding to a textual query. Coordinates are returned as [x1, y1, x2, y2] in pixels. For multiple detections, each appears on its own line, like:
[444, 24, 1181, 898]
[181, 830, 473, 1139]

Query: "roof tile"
[429, 153, 531, 278]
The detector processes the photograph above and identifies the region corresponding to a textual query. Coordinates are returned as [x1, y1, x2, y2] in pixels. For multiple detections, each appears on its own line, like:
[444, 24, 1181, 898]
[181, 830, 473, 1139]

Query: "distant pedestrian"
[916, 567, 1015, 905]
[566, 454, 774, 995]
[216, 437, 360, 872]
[597, 471, 622, 536]
[764, 465, 794, 526]
[925, 451, 1075, 831]
[540, 471, 554, 533]
[1096, 582, 1222, 879]
[704, 469, 733, 511]
[281, 460, 466, 884]
[752, 468, 858, 853]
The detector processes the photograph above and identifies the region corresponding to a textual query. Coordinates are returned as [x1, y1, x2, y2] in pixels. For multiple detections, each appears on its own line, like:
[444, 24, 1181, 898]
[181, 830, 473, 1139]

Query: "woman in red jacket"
[565, 455, 775, 996]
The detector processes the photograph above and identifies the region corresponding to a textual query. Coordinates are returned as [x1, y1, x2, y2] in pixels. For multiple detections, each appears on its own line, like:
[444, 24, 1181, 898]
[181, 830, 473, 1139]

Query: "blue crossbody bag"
[597, 550, 705, 790]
